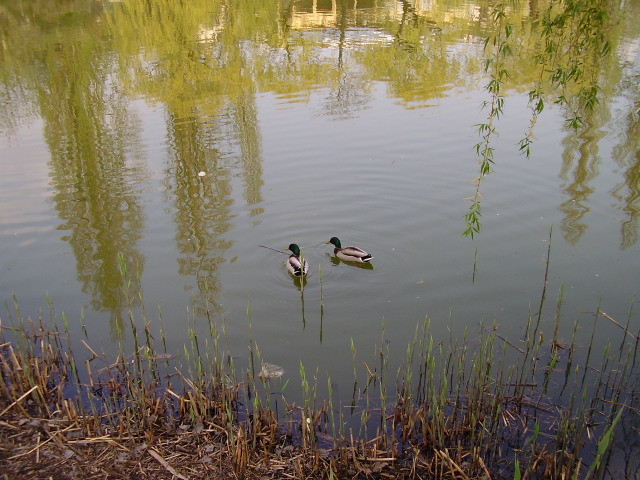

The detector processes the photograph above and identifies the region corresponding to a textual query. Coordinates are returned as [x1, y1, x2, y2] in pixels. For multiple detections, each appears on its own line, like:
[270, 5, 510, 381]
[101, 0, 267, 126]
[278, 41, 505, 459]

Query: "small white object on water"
[198, 171, 206, 177]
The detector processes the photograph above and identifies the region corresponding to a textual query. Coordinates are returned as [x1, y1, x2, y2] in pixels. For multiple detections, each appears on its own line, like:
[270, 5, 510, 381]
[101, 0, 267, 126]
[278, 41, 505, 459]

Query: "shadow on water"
[328, 255, 375, 270]
[289, 273, 308, 291]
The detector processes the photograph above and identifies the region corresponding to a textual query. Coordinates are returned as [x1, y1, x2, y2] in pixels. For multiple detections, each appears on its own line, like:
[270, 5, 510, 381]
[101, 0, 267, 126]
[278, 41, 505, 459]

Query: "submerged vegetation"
[1, 264, 638, 479]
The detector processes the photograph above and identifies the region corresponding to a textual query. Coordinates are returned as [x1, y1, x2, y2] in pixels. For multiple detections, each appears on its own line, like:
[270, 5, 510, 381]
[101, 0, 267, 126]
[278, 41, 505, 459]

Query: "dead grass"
[1, 304, 638, 480]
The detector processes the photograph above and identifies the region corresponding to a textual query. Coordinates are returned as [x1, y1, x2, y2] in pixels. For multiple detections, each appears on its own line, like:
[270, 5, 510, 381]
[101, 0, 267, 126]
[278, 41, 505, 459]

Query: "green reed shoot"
[378, 319, 389, 442]
[534, 227, 553, 336]
[299, 361, 316, 448]
[319, 264, 324, 343]
[552, 285, 564, 353]
[585, 406, 625, 480]
[327, 376, 337, 450]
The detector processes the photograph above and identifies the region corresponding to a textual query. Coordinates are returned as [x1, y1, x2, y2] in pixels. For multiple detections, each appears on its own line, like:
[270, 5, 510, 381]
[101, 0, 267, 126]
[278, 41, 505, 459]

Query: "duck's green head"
[327, 237, 341, 248]
[287, 243, 301, 256]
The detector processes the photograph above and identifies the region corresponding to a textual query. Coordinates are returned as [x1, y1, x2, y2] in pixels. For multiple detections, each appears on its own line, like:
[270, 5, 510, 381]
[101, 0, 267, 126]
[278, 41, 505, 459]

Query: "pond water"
[1, 0, 639, 412]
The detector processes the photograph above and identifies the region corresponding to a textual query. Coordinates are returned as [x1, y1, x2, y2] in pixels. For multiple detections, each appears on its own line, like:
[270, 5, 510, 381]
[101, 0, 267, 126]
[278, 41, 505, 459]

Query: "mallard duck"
[286, 243, 309, 277]
[326, 237, 373, 263]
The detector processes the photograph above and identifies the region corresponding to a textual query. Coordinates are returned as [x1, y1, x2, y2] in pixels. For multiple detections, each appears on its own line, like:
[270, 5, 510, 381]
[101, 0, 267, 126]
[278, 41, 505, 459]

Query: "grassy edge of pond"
[1, 285, 638, 480]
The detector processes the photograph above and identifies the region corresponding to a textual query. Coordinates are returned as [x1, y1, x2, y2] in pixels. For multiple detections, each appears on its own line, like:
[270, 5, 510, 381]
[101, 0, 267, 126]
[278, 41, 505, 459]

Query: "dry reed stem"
[476, 454, 492, 480]
[233, 423, 248, 476]
[0, 385, 38, 417]
[7, 422, 76, 460]
[1, 313, 637, 480]
[435, 449, 471, 480]
[598, 309, 640, 340]
[148, 448, 188, 480]
[80, 340, 99, 359]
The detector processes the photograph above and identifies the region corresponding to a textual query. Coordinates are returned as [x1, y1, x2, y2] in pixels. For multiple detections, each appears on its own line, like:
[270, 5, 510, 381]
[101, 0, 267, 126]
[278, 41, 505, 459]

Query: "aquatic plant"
[1, 285, 637, 478]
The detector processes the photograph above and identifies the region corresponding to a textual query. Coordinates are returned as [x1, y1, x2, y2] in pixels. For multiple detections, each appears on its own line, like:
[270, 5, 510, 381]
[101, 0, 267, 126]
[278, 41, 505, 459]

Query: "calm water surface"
[1, 0, 639, 409]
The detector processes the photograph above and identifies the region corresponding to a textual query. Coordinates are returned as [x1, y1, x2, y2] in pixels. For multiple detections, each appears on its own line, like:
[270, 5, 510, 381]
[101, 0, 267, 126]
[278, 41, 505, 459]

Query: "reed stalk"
[1, 273, 636, 480]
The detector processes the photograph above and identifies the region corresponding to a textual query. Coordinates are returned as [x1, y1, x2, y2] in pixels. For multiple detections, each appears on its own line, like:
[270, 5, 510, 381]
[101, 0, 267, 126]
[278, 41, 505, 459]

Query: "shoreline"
[1, 311, 637, 479]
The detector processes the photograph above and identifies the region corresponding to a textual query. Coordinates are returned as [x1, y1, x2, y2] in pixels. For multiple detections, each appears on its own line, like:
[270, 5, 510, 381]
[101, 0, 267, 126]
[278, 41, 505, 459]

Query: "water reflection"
[558, 128, 600, 246]
[611, 59, 640, 250]
[290, 0, 340, 28]
[330, 256, 374, 270]
[1, 1, 640, 333]
[613, 141, 640, 250]
[619, 156, 640, 250]
[106, 0, 269, 315]
[1, 7, 640, 465]
[167, 112, 233, 317]
[35, 10, 147, 332]
[233, 93, 265, 219]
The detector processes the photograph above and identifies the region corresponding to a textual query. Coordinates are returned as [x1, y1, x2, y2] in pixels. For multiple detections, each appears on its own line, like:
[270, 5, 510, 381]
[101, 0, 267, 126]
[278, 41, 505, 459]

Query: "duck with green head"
[326, 237, 373, 263]
[286, 243, 309, 277]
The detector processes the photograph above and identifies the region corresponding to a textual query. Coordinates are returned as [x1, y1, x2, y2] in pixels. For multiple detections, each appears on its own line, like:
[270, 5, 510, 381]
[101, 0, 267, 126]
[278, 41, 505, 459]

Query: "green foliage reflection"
[464, 0, 623, 238]
[1, 0, 639, 280]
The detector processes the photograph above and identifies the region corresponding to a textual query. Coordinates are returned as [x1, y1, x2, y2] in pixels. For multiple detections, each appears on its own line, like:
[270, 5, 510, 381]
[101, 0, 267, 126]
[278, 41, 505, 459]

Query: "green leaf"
[514, 457, 522, 480]
[584, 407, 625, 480]
[505, 24, 513, 38]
